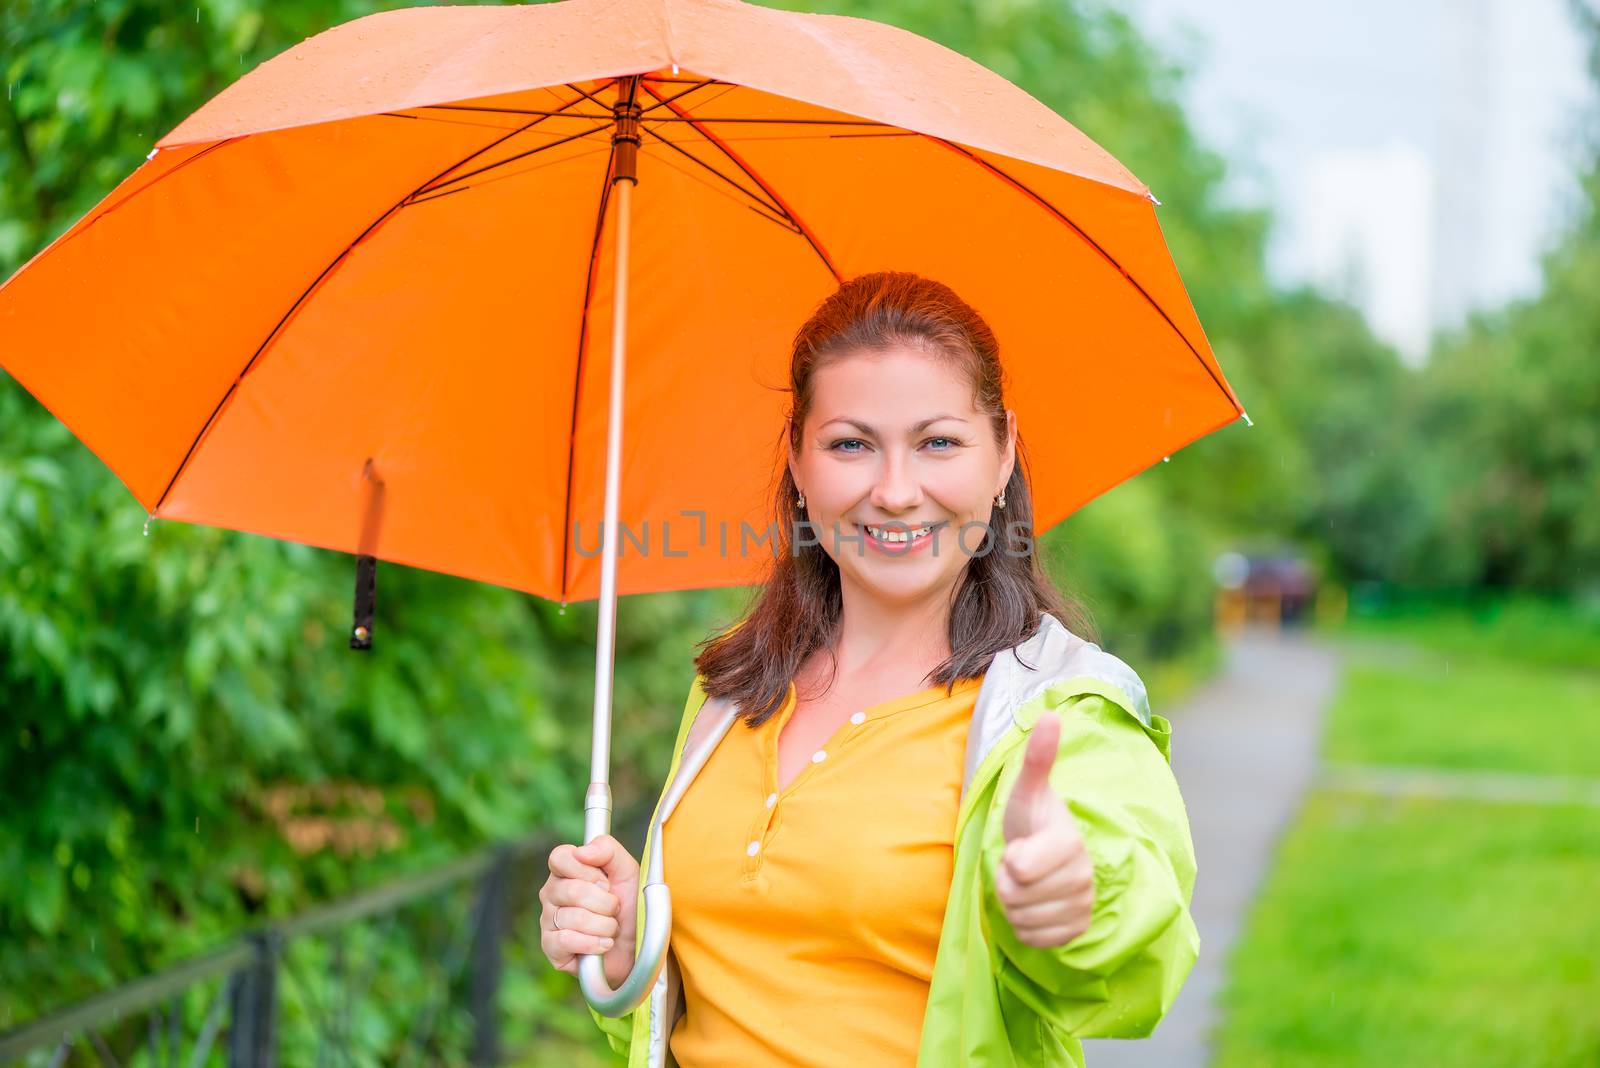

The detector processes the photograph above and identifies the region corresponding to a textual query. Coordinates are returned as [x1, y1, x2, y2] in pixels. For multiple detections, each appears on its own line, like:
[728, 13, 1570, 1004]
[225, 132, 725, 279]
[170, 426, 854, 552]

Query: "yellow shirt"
[662, 675, 984, 1067]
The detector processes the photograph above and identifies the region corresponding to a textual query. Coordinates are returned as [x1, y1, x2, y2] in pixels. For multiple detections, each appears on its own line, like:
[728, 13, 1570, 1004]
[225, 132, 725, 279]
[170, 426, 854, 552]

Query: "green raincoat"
[586, 611, 1198, 1066]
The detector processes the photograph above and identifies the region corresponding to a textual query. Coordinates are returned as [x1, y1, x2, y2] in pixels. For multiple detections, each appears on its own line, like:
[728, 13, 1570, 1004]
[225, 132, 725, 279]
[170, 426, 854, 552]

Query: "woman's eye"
[828, 437, 960, 452]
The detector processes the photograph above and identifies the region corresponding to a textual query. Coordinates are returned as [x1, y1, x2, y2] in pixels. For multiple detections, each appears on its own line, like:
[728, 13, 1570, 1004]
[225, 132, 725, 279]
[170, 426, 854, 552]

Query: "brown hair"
[693, 271, 1095, 727]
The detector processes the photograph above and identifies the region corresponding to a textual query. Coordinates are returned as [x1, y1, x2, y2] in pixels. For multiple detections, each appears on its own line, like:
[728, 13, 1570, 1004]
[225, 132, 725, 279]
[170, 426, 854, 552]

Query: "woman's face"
[789, 344, 1016, 611]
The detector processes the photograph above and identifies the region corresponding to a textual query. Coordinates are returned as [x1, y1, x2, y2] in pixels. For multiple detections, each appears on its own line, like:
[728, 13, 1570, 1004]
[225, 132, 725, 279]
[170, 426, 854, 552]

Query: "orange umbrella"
[0, 0, 1245, 1014]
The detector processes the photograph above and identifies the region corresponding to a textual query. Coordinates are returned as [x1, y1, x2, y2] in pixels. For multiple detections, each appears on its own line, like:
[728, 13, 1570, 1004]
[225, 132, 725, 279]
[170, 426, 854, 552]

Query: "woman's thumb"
[1004, 712, 1061, 841]
[577, 835, 613, 867]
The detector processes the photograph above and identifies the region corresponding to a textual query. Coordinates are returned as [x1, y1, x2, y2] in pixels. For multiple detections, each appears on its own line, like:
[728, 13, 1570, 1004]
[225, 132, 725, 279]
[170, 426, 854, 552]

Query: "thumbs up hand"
[996, 712, 1095, 948]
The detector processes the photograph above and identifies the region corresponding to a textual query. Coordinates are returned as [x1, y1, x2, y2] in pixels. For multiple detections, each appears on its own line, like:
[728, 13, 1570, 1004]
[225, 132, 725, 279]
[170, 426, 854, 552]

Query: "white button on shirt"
[849, 711, 866, 725]
[747, 840, 760, 856]
[765, 792, 778, 808]
[811, 750, 827, 764]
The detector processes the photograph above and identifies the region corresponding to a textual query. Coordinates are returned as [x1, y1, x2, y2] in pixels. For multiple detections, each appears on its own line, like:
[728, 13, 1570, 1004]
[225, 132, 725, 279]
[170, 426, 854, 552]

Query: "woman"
[539, 272, 1198, 1067]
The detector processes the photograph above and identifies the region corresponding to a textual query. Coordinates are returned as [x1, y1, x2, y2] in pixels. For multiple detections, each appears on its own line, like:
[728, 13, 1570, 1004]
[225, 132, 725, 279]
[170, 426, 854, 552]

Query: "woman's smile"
[855, 521, 945, 555]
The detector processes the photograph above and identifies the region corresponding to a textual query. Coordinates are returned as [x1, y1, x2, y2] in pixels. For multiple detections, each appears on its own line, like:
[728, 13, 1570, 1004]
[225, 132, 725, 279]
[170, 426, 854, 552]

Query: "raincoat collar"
[961, 610, 1150, 791]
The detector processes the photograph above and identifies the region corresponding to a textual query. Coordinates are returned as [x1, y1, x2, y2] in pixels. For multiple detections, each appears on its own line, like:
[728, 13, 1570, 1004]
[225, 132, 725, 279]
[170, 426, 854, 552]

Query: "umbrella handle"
[579, 881, 672, 1016]
[576, 703, 740, 1018]
[576, 777, 671, 1018]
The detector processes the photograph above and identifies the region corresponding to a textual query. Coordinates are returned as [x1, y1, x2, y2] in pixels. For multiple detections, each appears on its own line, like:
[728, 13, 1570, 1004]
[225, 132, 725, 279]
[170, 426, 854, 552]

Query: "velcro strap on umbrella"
[350, 458, 384, 651]
[350, 554, 377, 650]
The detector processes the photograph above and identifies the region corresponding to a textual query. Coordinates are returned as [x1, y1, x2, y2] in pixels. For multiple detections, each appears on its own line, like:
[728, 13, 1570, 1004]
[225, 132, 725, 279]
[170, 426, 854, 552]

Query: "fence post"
[229, 931, 280, 1068]
[469, 848, 511, 1067]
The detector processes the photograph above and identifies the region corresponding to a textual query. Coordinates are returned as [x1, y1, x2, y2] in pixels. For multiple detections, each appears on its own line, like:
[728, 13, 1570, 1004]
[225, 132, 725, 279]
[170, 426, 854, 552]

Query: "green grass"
[1214, 792, 1600, 1068]
[1323, 658, 1600, 777]
[1216, 607, 1600, 1067]
[1335, 595, 1600, 673]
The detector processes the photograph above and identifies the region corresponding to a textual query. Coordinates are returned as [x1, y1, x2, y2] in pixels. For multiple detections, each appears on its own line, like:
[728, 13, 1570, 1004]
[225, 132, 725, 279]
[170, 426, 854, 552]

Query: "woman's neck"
[830, 578, 958, 682]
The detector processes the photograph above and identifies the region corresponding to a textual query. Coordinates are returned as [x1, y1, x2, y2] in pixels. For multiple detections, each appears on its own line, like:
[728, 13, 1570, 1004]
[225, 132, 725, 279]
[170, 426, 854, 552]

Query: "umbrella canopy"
[0, 0, 1242, 607]
[0, 0, 1248, 1017]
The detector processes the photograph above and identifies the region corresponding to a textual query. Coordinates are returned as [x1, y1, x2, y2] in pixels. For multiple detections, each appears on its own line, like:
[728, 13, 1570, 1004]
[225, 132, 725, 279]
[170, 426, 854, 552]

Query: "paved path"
[1082, 628, 1341, 1068]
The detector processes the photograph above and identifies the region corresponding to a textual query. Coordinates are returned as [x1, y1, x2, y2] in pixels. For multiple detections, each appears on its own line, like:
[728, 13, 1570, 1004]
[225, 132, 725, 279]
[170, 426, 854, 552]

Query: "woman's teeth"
[864, 523, 933, 544]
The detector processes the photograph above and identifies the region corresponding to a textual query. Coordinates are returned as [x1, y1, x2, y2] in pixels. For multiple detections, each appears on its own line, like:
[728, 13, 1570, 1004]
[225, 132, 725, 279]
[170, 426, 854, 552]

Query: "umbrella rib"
[638, 125, 785, 220]
[409, 144, 615, 205]
[421, 103, 891, 127]
[413, 121, 613, 197]
[642, 116, 890, 125]
[923, 137, 1240, 413]
[637, 81, 841, 283]
[30, 137, 241, 262]
[381, 110, 603, 136]
[423, 77, 635, 128]
[150, 82, 617, 518]
[638, 78, 723, 115]
[639, 129, 801, 234]
[424, 104, 613, 121]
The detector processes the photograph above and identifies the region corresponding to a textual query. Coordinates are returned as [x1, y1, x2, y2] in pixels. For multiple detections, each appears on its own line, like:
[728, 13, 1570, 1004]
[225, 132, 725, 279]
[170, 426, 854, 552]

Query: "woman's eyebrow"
[820, 414, 968, 435]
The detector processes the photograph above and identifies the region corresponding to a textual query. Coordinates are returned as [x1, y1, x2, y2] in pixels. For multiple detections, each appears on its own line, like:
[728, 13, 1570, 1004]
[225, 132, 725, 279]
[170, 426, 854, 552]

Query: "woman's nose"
[870, 452, 923, 511]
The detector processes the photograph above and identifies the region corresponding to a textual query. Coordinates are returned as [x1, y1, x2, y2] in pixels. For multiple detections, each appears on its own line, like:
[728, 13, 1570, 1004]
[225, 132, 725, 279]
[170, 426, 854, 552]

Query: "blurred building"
[1126, 0, 1591, 365]
[1302, 143, 1435, 360]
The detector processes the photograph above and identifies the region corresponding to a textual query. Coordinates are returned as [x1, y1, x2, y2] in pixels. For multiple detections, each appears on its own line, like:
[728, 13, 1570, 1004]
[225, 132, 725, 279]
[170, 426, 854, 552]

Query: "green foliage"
[1318, 7, 1600, 593]
[1402, 217, 1600, 589]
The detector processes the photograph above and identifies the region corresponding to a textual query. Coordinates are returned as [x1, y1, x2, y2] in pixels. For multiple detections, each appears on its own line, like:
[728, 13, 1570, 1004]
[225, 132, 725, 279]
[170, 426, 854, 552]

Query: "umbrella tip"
[1241, 411, 1254, 428]
[147, 146, 159, 161]
[1147, 190, 1162, 206]
[143, 512, 155, 536]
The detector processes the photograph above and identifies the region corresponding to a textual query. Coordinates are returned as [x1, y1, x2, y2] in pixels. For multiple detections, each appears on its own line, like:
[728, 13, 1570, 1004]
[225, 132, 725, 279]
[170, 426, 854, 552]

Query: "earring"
[994, 492, 1005, 509]
[796, 491, 806, 509]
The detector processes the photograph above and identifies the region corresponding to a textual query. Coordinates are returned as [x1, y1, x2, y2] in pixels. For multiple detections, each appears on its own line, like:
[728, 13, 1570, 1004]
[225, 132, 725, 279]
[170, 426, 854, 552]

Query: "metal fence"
[0, 835, 555, 1068]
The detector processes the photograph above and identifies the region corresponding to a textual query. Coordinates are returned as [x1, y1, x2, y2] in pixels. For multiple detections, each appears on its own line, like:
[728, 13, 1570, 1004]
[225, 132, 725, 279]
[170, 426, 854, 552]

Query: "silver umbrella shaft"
[579, 84, 672, 1018]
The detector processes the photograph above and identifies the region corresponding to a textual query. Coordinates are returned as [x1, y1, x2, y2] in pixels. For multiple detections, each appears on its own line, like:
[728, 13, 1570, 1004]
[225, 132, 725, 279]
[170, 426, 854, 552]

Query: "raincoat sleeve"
[588, 1004, 633, 1058]
[978, 685, 1199, 1039]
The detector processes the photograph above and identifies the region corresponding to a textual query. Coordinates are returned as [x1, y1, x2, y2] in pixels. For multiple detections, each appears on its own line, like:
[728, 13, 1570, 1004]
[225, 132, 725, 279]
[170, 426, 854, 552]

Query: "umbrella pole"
[579, 80, 672, 1019]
